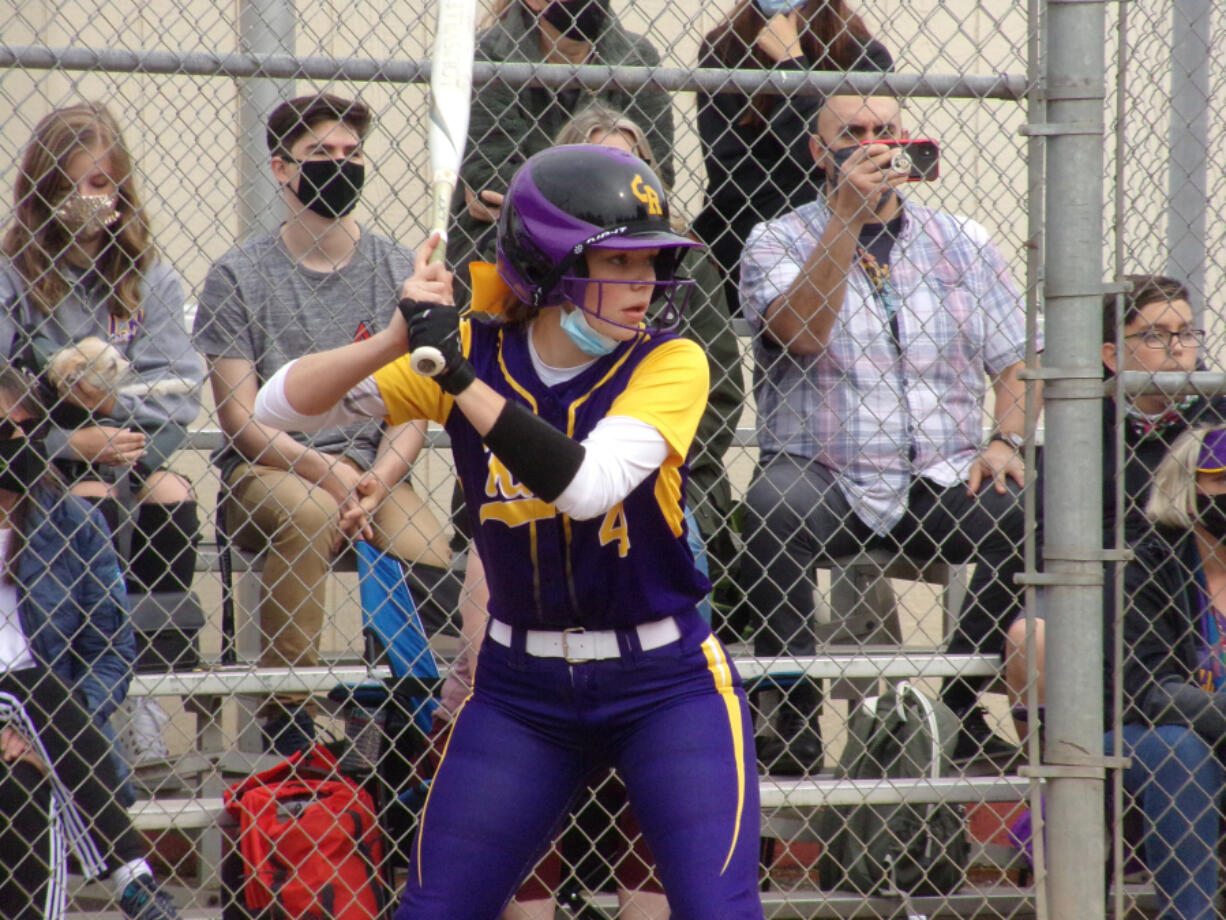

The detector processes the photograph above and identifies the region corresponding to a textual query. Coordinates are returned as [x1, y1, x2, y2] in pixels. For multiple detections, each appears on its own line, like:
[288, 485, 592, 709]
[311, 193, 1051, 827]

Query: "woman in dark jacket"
[694, 0, 891, 314]
[0, 364, 178, 920]
[1106, 425, 1226, 920]
[1004, 274, 1226, 743]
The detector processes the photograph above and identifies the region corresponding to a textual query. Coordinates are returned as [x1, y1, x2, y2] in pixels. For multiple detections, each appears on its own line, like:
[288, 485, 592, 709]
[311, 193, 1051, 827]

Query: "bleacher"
[67, 418, 1061, 920]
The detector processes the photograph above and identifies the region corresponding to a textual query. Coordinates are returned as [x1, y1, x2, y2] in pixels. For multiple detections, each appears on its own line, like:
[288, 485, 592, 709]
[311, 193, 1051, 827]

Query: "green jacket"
[673, 247, 743, 578]
[446, 2, 676, 305]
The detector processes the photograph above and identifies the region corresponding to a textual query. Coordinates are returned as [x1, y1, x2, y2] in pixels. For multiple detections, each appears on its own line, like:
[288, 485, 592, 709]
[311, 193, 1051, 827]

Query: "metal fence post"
[1165, 0, 1211, 313]
[1040, 0, 1107, 917]
[237, 0, 296, 240]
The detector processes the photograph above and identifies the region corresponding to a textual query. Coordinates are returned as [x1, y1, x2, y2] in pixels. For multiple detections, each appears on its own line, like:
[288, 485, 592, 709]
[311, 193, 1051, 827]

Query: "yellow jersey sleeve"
[371, 319, 473, 426]
[608, 338, 709, 460]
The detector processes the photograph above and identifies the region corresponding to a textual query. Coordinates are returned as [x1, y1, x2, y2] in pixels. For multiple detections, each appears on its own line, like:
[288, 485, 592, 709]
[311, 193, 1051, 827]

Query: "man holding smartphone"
[739, 94, 1036, 773]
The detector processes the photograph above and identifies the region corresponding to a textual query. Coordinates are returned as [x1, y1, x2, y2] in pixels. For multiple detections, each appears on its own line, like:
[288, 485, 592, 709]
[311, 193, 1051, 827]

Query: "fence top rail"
[180, 424, 773, 453]
[0, 44, 1028, 101]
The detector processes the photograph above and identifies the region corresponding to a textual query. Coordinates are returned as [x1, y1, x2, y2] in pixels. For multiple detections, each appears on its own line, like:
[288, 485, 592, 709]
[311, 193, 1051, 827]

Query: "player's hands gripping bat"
[399, 298, 475, 396]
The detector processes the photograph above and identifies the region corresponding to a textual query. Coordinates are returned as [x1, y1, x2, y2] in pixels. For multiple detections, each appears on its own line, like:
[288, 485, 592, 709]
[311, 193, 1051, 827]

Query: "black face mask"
[1196, 492, 1226, 539]
[288, 158, 365, 219]
[0, 437, 48, 495]
[541, 0, 608, 42]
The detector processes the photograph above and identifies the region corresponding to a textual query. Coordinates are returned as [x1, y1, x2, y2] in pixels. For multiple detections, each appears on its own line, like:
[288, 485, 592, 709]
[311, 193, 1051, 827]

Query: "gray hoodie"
[0, 257, 204, 468]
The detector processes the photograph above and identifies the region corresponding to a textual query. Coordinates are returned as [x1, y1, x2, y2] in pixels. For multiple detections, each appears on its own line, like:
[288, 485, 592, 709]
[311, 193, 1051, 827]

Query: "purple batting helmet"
[495, 144, 700, 311]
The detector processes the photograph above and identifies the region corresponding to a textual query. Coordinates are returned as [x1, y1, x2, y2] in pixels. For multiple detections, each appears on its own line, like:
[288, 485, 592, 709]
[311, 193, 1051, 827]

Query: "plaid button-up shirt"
[741, 196, 1033, 534]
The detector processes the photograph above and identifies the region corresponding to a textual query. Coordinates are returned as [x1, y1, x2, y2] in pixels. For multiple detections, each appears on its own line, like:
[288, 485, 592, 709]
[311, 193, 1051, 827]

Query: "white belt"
[487, 616, 681, 661]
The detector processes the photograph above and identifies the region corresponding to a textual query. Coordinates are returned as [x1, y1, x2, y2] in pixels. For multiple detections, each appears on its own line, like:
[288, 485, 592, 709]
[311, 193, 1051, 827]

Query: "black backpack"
[816, 680, 969, 899]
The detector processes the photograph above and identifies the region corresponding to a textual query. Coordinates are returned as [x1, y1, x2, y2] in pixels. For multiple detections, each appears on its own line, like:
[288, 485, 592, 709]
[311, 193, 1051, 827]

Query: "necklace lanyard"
[859, 246, 901, 351]
[859, 245, 916, 463]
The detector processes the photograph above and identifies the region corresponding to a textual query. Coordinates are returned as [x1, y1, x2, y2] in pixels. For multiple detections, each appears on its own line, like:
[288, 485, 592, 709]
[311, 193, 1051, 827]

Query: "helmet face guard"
[496, 144, 701, 329]
[556, 266, 697, 336]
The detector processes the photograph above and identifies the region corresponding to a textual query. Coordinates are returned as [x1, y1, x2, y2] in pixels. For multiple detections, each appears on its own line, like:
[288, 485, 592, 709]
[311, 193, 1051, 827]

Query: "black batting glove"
[398, 298, 477, 396]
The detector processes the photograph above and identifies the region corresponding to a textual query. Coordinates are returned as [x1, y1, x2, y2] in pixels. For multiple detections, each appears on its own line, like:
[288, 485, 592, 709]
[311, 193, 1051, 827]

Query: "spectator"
[445, 0, 676, 308]
[1098, 425, 1226, 920]
[1096, 275, 1223, 541]
[1004, 274, 1225, 739]
[694, 0, 891, 314]
[192, 93, 451, 756]
[255, 143, 764, 918]
[739, 93, 1035, 773]
[0, 102, 204, 767]
[0, 363, 179, 920]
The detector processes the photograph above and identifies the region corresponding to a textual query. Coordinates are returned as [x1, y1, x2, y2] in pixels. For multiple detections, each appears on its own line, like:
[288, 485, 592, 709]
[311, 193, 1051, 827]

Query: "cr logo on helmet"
[630, 174, 662, 216]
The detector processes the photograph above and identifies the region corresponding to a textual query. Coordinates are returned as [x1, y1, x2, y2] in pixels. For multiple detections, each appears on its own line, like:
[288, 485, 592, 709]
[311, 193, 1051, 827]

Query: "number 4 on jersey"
[599, 503, 630, 557]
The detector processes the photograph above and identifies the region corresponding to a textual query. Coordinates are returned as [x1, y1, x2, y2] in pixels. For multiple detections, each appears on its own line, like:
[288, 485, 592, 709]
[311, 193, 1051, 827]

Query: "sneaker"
[953, 705, 1021, 765]
[262, 709, 316, 757]
[118, 875, 180, 920]
[120, 697, 172, 766]
[756, 706, 823, 776]
[754, 680, 823, 776]
[1010, 703, 1046, 755]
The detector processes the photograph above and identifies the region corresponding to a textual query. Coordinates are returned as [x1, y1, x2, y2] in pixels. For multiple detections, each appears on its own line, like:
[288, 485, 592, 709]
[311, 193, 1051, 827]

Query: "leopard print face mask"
[55, 191, 121, 235]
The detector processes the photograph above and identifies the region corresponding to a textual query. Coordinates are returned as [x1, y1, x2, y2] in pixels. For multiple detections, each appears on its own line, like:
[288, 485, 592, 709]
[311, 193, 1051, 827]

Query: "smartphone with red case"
[875, 138, 940, 181]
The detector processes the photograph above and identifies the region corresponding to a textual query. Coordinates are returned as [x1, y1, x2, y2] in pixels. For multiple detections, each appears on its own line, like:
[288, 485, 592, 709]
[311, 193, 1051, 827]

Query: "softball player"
[254, 144, 764, 920]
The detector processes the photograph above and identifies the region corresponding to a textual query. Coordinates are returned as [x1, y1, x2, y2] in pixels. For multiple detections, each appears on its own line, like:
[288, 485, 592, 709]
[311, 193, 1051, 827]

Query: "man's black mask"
[288, 158, 365, 219]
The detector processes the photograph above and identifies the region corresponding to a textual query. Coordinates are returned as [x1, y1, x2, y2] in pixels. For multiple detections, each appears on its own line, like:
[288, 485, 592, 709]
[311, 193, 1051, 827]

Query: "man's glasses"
[1123, 328, 1206, 350]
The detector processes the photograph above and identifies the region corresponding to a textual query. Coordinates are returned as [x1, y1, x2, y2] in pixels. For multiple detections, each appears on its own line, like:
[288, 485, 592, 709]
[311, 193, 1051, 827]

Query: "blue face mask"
[756, 0, 806, 17]
[560, 307, 619, 357]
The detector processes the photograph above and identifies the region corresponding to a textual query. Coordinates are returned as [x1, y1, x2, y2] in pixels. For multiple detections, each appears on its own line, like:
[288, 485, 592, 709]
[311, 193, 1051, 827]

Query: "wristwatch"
[989, 431, 1025, 449]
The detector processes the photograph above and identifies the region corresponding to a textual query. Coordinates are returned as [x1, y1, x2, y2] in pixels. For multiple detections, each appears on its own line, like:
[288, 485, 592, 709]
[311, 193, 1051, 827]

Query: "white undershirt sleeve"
[253, 360, 389, 432]
[256, 361, 670, 519]
[553, 416, 670, 520]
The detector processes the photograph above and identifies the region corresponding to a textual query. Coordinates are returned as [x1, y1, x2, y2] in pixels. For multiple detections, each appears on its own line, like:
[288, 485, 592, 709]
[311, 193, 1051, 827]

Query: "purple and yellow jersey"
[374, 318, 712, 631]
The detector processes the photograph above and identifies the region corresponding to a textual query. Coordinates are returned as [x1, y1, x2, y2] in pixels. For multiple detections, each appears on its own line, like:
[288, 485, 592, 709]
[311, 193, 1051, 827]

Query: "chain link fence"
[0, 0, 1224, 917]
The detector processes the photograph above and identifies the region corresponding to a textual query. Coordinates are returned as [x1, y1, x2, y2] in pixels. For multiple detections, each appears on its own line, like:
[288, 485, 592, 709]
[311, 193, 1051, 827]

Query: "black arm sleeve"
[483, 399, 586, 503]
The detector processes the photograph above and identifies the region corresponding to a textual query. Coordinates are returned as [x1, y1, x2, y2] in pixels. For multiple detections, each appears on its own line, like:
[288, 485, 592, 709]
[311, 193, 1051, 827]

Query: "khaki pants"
[224, 461, 450, 711]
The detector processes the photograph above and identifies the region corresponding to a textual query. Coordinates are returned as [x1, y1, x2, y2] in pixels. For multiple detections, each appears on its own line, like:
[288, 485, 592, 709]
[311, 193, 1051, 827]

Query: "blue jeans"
[1105, 724, 1223, 920]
